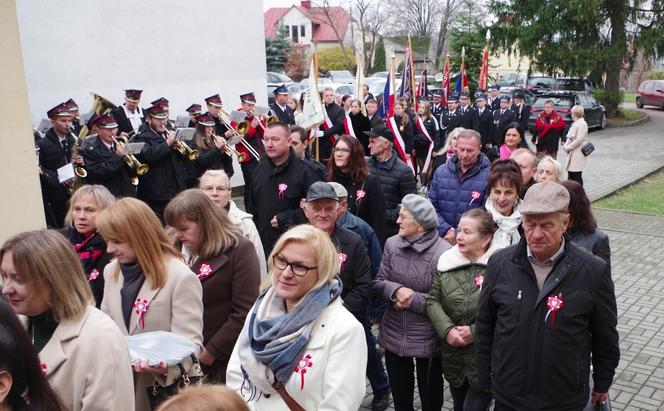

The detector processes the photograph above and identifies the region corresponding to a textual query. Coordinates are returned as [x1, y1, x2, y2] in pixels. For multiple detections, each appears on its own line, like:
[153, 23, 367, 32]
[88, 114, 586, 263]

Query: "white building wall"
[281, 8, 311, 45]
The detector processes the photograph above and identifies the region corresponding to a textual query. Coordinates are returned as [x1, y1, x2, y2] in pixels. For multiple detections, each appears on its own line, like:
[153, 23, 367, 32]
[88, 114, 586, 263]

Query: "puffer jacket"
[374, 230, 451, 358]
[426, 243, 500, 389]
[427, 154, 491, 237]
[368, 153, 417, 237]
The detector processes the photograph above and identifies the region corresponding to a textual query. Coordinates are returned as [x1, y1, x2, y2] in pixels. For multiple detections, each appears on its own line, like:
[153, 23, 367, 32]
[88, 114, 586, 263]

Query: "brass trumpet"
[210, 134, 247, 163]
[113, 136, 149, 176]
[170, 131, 200, 160]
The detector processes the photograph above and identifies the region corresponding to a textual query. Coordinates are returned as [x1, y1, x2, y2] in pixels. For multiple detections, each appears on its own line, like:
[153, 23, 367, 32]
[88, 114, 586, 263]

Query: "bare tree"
[433, 0, 464, 67]
[387, 0, 440, 37]
[312, 0, 355, 71]
[350, 0, 389, 74]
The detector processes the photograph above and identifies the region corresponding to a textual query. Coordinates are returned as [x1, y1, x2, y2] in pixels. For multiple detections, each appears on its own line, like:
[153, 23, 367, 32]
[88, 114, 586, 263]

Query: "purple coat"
[374, 230, 451, 358]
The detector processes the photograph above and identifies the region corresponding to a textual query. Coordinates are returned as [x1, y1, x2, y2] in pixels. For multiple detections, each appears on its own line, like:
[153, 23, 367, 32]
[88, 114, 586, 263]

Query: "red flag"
[441, 56, 450, 105]
[478, 45, 489, 90]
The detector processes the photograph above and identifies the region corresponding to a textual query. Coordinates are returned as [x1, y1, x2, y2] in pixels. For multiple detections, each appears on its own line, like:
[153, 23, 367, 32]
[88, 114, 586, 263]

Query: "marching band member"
[111, 89, 145, 135]
[151, 97, 170, 113]
[64, 98, 82, 135]
[37, 103, 82, 228]
[269, 85, 295, 125]
[186, 113, 233, 187]
[204, 94, 230, 137]
[186, 103, 203, 127]
[132, 105, 188, 220]
[82, 114, 137, 198]
[235, 92, 265, 206]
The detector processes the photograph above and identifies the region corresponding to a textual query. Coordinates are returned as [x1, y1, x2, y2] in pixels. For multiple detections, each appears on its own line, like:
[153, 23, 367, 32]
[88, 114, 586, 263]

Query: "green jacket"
[426, 244, 499, 389]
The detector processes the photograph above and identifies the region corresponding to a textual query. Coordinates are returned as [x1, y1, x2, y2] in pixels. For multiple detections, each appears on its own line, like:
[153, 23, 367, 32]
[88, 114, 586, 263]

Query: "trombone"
[210, 134, 247, 163]
[217, 108, 261, 161]
[113, 136, 149, 177]
[250, 107, 279, 133]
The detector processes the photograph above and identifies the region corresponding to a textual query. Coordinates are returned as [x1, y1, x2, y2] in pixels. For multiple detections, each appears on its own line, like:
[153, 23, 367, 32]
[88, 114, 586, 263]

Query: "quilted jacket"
[426, 243, 500, 389]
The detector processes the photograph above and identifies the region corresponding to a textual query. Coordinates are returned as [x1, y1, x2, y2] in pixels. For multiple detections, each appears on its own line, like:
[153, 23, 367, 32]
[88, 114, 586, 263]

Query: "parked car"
[267, 71, 294, 85]
[327, 70, 354, 84]
[497, 72, 528, 92]
[554, 77, 596, 93]
[498, 88, 536, 106]
[527, 91, 606, 135]
[636, 80, 664, 109]
[318, 82, 355, 99]
[370, 71, 390, 78]
[527, 76, 556, 95]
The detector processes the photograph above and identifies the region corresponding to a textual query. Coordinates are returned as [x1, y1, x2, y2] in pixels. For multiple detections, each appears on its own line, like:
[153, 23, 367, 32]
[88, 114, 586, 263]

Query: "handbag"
[272, 381, 305, 411]
[581, 142, 595, 156]
[146, 354, 205, 410]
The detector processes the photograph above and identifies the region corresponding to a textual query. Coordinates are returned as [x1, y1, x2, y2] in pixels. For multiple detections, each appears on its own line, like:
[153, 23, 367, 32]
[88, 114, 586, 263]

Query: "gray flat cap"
[520, 181, 570, 214]
[306, 182, 339, 202]
[400, 194, 438, 230]
[327, 182, 348, 199]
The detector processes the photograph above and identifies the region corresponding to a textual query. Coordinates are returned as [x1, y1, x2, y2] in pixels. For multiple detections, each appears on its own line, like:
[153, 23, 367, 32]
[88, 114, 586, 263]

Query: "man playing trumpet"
[82, 115, 137, 198]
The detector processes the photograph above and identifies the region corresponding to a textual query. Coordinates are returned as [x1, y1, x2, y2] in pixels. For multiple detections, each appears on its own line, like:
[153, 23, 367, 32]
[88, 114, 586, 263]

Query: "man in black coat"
[366, 98, 384, 129]
[37, 103, 82, 228]
[510, 90, 531, 136]
[366, 126, 417, 238]
[476, 182, 619, 411]
[314, 87, 345, 162]
[431, 91, 446, 117]
[458, 92, 479, 131]
[363, 84, 375, 106]
[492, 95, 517, 146]
[247, 122, 322, 255]
[82, 115, 136, 198]
[475, 94, 494, 149]
[438, 95, 464, 150]
[269, 85, 295, 125]
[487, 84, 501, 111]
[132, 104, 188, 220]
[111, 89, 145, 135]
[302, 182, 390, 409]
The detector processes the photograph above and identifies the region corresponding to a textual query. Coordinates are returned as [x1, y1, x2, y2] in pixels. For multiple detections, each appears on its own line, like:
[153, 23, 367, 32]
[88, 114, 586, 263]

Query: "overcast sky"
[262, 0, 343, 11]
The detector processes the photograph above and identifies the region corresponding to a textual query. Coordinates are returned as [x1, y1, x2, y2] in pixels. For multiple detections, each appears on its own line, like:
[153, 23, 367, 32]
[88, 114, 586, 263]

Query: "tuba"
[79, 93, 118, 138]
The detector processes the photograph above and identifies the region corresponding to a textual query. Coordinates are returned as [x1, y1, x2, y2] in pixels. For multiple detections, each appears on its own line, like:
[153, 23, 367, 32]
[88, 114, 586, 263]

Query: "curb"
[591, 164, 664, 203]
[607, 112, 650, 128]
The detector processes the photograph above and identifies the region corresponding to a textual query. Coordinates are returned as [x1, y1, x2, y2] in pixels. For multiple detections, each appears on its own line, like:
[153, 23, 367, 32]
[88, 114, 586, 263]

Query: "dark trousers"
[448, 378, 492, 411]
[493, 402, 518, 411]
[363, 319, 390, 393]
[384, 351, 444, 411]
[568, 171, 583, 186]
[240, 161, 258, 209]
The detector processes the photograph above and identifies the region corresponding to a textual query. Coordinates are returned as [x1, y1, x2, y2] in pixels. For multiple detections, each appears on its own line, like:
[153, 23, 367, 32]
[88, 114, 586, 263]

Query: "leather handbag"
[581, 142, 595, 156]
[146, 354, 205, 410]
[272, 381, 305, 411]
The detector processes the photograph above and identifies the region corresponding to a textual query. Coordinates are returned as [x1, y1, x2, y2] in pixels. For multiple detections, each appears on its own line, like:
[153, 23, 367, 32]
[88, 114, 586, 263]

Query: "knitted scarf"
[237, 278, 342, 393]
[485, 198, 523, 249]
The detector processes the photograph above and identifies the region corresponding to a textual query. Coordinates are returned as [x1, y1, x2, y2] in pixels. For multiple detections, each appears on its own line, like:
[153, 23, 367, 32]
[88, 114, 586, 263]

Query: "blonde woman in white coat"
[562, 105, 588, 185]
[227, 224, 367, 411]
[97, 198, 204, 411]
[0, 230, 134, 411]
[200, 169, 268, 279]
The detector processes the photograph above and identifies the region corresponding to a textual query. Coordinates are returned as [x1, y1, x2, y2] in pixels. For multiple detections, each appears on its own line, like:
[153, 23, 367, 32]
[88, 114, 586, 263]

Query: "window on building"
[300, 25, 305, 37]
[292, 25, 299, 43]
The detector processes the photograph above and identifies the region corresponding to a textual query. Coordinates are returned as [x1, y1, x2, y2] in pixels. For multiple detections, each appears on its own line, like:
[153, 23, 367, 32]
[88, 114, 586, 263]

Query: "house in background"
[264, 1, 359, 49]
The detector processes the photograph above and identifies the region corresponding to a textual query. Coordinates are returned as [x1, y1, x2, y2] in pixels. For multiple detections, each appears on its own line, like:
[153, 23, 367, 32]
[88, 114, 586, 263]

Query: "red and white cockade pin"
[545, 293, 564, 325]
[40, 361, 48, 375]
[355, 189, 366, 205]
[469, 191, 481, 205]
[198, 263, 214, 281]
[278, 183, 288, 200]
[338, 252, 348, 271]
[293, 354, 313, 390]
[134, 298, 149, 329]
[474, 275, 485, 289]
[87, 268, 100, 283]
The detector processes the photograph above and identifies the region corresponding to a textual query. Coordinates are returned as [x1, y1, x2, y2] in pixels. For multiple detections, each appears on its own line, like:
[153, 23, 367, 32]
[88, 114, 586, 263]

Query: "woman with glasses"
[226, 224, 367, 410]
[326, 135, 386, 246]
[199, 169, 266, 279]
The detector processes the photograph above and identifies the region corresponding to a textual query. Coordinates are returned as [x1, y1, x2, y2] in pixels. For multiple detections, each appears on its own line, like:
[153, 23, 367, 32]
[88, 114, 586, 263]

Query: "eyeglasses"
[273, 255, 317, 277]
[333, 147, 351, 154]
[201, 186, 230, 193]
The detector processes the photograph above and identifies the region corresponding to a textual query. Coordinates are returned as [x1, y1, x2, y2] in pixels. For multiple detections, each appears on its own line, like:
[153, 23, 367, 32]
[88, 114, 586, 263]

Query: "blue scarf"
[247, 277, 342, 384]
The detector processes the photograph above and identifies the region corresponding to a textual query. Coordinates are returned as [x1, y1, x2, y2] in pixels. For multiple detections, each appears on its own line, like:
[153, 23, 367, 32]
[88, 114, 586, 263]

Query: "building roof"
[264, 5, 353, 43]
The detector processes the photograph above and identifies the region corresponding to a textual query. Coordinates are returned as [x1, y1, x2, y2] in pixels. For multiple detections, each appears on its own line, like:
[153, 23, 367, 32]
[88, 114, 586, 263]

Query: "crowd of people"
[0, 84, 618, 411]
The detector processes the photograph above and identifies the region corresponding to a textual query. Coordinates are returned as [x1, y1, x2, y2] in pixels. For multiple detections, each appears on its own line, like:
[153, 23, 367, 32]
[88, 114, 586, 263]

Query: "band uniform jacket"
[132, 127, 187, 202]
[477, 107, 495, 147]
[101, 256, 204, 411]
[492, 108, 517, 146]
[431, 103, 445, 117]
[37, 128, 78, 201]
[489, 97, 501, 111]
[510, 103, 531, 135]
[111, 105, 145, 135]
[458, 105, 480, 131]
[38, 306, 135, 411]
[82, 135, 136, 198]
[438, 110, 464, 150]
[269, 102, 296, 125]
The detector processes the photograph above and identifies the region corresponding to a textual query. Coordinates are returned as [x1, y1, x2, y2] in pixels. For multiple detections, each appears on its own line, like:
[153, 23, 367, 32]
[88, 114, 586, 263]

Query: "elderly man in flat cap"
[475, 181, 619, 411]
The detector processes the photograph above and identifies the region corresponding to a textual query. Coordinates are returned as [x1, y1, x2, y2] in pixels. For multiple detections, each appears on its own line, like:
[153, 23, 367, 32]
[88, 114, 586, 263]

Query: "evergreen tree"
[265, 25, 290, 72]
[373, 37, 386, 72]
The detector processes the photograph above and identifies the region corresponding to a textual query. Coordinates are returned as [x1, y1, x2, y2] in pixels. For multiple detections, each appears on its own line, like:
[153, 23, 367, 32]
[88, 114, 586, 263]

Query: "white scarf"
[485, 198, 523, 249]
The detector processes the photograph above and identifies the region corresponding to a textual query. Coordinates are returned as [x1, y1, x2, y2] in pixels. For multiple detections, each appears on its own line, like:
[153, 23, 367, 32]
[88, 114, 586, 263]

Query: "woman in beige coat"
[562, 105, 589, 185]
[97, 197, 203, 411]
[0, 230, 134, 411]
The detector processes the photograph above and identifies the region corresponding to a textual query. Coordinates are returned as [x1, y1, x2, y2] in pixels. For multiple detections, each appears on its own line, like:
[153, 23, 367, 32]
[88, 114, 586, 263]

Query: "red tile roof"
[264, 5, 353, 43]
